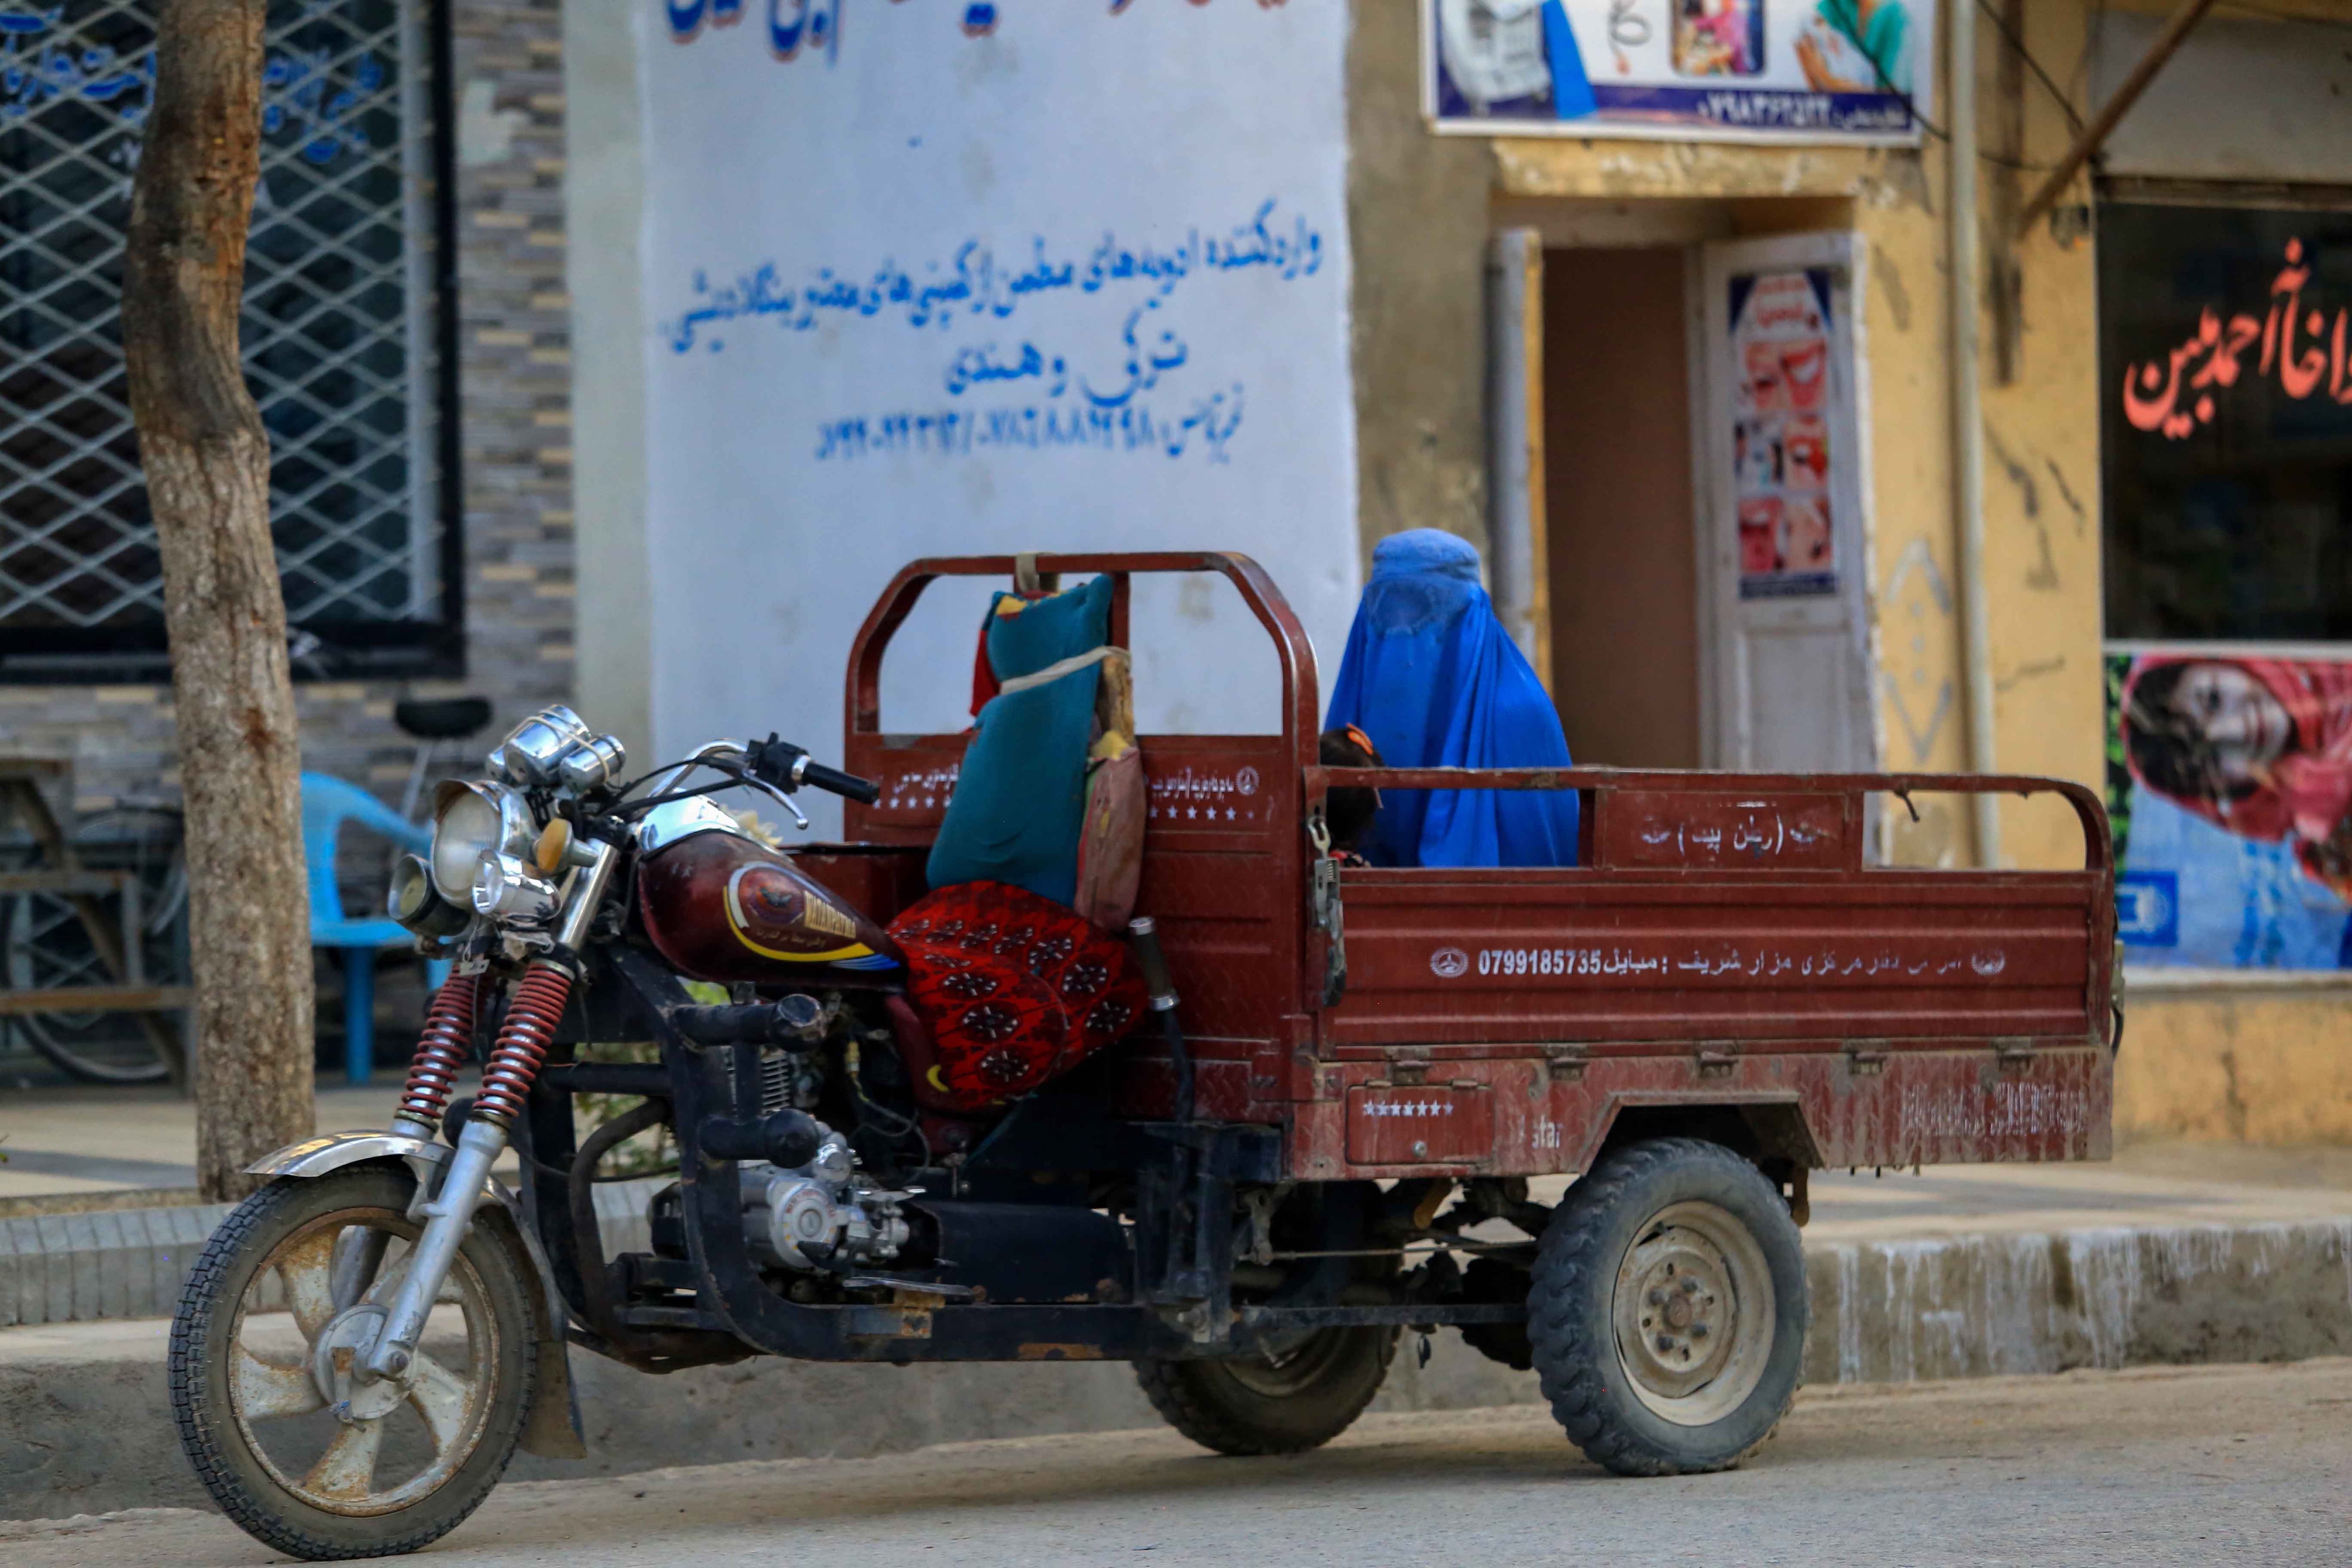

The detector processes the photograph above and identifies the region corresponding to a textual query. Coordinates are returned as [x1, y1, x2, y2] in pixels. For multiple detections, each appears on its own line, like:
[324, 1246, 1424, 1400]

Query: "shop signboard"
[2100, 205, 2352, 971]
[1730, 267, 1838, 600]
[2108, 650, 2352, 969]
[1424, 0, 1935, 144]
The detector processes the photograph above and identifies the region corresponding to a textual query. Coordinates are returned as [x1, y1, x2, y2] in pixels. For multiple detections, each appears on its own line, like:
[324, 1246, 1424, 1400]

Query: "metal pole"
[1951, 0, 2001, 867]
[1487, 230, 1546, 677]
[2015, 0, 2219, 238]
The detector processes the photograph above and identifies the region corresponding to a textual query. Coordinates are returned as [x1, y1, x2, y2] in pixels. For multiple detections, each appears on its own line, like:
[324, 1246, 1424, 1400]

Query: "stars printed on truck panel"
[881, 765, 961, 815]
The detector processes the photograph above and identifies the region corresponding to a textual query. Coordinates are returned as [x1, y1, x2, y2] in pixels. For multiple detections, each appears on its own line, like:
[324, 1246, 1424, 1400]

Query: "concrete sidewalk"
[0, 1082, 413, 1208]
[1804, 1142, 2352, 1240]
[5, 1067, 2352, 1328]
[7, 1095, 2350, 1328]
[10, 1070, 2351, 1218]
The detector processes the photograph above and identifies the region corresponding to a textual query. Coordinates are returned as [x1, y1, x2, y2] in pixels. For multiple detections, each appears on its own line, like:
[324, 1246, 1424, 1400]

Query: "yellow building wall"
[1974, 0, 2107, 873]
[1490, 0, 2107, 869]
[1491, 141, 1977, 820]
[2118, 990, 2352, 1146]
[1387, 2, 2324, 1144]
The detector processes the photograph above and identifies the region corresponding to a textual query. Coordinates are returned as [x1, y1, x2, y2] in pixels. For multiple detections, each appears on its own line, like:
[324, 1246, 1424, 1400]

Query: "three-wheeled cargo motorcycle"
[170, 553, 2119, 1559]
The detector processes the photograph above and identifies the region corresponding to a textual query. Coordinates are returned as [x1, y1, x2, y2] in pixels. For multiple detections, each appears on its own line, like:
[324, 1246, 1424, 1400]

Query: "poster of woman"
[2111, 651, 2352, 968]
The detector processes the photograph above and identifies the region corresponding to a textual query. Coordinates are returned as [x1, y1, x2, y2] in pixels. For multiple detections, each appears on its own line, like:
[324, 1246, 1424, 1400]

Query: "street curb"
[1807, 1218, 2352, 1384]
[2, 1217, 2347, 1520]
[0, 1182, 662, 1329]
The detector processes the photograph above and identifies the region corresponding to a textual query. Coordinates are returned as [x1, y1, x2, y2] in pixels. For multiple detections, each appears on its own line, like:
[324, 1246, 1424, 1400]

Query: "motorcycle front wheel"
[170, 1165, 537, 1560]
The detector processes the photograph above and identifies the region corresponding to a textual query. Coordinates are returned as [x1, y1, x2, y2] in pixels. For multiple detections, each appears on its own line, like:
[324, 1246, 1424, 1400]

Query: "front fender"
[246, 1128, 447, 1182]
[243, 1127, 588, 1461]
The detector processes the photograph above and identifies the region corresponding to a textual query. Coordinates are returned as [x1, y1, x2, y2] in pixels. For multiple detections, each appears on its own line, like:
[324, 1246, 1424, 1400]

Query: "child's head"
[1319, 725, 1384, 854]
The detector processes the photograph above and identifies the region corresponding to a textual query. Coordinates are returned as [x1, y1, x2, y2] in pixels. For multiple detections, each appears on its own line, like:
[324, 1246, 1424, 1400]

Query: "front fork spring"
[472, 960, 573, 1125]
[396, 972, 481, 1130]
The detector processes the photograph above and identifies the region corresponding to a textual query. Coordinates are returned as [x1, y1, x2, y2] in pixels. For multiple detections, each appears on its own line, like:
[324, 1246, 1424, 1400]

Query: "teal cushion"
[928, 659, 1101, 907]
[986, 574, 1112, 681]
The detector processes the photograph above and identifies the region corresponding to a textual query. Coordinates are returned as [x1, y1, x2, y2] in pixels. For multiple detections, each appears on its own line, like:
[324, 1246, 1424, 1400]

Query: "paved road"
[8, 1359, 2350, 1567]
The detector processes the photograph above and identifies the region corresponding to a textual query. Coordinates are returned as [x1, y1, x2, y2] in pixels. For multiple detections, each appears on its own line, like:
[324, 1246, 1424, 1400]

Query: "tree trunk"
[122, 0, 314, 1201]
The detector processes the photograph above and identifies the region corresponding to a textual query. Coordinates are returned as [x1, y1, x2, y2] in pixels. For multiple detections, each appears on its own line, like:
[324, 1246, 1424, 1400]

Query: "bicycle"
[0, 697, 492, 1085]
[0, 799, 191, 1085]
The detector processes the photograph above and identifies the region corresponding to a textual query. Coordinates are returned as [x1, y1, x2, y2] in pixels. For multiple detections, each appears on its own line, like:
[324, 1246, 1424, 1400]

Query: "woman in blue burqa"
[1324, 529, 1579, 868]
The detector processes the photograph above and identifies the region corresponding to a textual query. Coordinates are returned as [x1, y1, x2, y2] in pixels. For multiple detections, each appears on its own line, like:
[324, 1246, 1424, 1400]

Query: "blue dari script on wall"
[662, 0, 1285, 54]
[2, 6, 381, 167]
[666, 199, 1321, 350]
[664, 198, 1325, 465]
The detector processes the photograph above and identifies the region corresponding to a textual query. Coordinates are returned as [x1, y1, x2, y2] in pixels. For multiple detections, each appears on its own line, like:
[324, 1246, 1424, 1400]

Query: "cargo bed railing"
[1302, 766, 2114, 875]
[844, 550, 1318, 748]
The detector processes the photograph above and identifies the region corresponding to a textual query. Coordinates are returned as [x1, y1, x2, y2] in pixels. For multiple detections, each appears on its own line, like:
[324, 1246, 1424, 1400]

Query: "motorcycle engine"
[740, 1122, 911, 1272]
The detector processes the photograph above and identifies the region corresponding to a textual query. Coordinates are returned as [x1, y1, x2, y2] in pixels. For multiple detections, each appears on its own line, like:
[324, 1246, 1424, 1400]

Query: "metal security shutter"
[0, 0, 452, 677]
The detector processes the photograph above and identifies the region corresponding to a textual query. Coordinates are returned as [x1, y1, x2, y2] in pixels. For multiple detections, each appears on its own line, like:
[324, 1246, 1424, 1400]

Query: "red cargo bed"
[830, 552, 2118, 1188]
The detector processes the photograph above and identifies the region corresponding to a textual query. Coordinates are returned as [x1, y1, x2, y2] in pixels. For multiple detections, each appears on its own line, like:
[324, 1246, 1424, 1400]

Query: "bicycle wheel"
[2, 807, 189, 1084]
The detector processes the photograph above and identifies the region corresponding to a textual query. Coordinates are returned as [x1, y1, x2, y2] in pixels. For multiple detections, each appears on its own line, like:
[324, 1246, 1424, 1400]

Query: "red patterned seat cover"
[886, 881, 1148, 1113]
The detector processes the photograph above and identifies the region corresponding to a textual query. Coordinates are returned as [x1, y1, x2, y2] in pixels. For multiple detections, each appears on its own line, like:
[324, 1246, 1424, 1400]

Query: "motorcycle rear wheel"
[170, 1166, 536, 1560]
[1135, 1326, 1398, 1456]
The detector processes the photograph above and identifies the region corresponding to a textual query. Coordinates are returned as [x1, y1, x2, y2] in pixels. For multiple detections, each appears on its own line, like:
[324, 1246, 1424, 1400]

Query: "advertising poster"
[2107, 649, 2352, 969]
[1425, 0, 1934, 144]
[1731, 268, 1838, 600]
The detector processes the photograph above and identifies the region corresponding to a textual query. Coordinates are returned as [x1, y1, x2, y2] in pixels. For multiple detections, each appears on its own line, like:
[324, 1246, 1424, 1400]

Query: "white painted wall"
[566, 0, 653, 778]
[2094, 12, 2352, 186]
[631, 2, 1359, 828]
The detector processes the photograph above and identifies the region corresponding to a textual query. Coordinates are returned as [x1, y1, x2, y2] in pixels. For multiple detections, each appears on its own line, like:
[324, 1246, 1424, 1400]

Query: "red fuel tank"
[636, 828, 906, 985]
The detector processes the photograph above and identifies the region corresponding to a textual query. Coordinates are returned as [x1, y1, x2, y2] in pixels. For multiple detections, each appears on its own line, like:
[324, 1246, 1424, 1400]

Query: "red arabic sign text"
[2121, 239, 2352, 440]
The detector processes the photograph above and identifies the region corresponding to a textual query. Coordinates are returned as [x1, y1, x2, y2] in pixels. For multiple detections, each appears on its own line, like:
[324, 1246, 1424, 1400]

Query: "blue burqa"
[1324, 530, 1579, 868]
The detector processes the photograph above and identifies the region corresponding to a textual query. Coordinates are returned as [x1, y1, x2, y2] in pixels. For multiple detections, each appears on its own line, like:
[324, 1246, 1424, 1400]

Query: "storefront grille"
[0, 0, 446, 669]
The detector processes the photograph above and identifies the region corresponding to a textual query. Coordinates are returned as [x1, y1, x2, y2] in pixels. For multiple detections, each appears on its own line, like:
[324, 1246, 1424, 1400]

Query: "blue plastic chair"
[301, 772, 443, 1085]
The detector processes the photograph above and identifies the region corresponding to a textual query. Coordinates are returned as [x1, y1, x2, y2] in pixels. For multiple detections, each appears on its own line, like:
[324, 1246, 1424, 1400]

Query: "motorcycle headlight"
[429, 780, 535, 904]
[388, 852, 470, 938]
[471, 852, 563, 924]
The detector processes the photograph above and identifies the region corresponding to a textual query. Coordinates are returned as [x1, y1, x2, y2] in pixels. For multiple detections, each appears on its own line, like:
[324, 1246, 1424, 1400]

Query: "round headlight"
[430, 780, 532, 903]
[389, 853, 470, 938]
[471, 853, 563, 924]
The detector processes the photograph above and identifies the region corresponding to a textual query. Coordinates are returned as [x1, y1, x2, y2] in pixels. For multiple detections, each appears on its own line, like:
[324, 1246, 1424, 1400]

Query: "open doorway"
[1511, 222, 1879, 776]
[1542, 247, 1702, 769]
